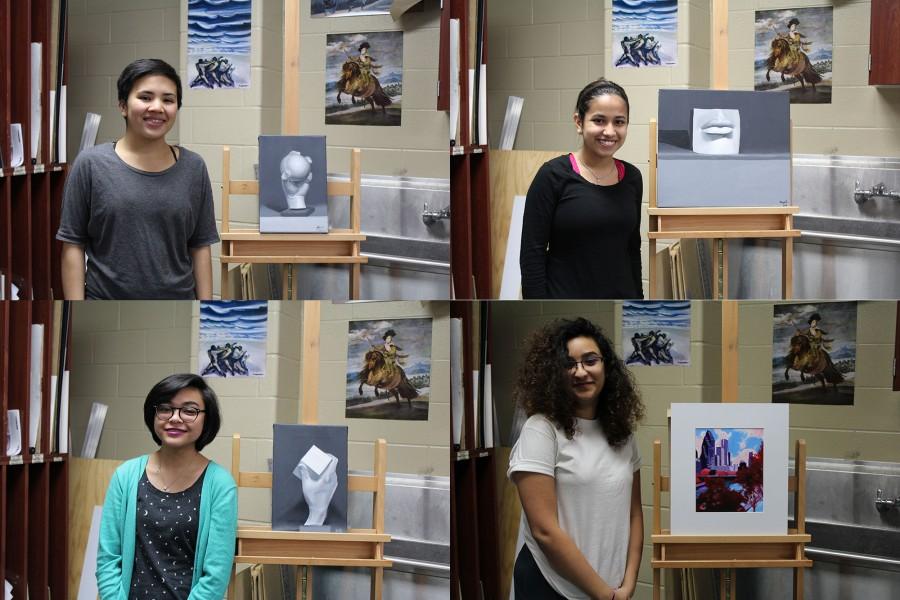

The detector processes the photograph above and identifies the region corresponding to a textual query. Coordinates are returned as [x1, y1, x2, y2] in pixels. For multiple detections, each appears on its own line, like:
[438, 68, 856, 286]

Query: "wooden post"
[712, 0, 729, 89]
[283, 0, 300, 134]
[300, 301, 321, 425]
[722, 300, 738, 402]
[350, 148, 362, 298]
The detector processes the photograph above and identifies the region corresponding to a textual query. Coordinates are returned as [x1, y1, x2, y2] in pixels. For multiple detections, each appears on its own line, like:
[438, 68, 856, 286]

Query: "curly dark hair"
[514, 317, 644, 447]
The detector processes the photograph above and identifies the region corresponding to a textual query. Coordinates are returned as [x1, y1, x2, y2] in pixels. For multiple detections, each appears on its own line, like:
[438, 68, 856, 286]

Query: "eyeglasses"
[565, 354, 603, 373]
[156, 405, 205, 423]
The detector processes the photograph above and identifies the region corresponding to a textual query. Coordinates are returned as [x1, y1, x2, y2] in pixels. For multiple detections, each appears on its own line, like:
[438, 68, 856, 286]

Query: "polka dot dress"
[129, 465, 207, 600]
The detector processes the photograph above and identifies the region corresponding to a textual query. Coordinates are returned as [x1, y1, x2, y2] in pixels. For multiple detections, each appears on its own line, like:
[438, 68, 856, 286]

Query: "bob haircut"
[514, 317, 644, 447]
[117, 58, 183, 110]
[575, 77, 630, 123]
[143, 373, 221, 451]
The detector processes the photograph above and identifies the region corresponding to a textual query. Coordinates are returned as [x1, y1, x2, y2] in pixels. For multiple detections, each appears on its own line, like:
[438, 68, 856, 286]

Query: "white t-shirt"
[508, 414, 641, 599]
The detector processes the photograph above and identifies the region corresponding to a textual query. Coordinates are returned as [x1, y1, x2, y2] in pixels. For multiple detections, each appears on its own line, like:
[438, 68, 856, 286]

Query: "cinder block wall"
[67, 0, 182, 159]
[738, 300, 900, 462]
[317, 301, 451, 477]
[729, 0, 900, 157]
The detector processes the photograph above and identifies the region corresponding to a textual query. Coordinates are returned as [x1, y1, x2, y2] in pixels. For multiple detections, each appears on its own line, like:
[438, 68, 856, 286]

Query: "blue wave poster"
[187, 0, 251, 89]
[198, 301, 267, 378]
[612, 0, 677, 69]
[622, 301, 691, 367]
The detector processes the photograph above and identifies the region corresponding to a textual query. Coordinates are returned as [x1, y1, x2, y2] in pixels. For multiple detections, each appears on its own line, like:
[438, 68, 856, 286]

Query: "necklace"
[578, 155, 617, 184]
[154, 454, 194, 492]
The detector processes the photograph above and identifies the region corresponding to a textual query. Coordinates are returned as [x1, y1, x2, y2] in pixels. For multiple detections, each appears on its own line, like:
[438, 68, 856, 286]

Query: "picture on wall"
[695, 428, 764, 513]
[272, 424, 348, 532]
[622, 301, 690, 366]
[346, 317, 431, 420]
[258, 136, 328, 233]
[198, 301, 267, 378]
[612, 0, 677, 69]
[312, 0, 391, 17]
[772, 302, 856, 405]
[671, 403, 788, 535]
[325, 31, 402, 126]
[187, 0, 251, 89]
[754, 7, 833, 104]
[656, 89, 791, 208]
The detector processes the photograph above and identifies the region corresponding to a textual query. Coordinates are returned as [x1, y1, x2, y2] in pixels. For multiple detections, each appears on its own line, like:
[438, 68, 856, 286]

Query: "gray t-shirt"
[56, 143, 219, 299]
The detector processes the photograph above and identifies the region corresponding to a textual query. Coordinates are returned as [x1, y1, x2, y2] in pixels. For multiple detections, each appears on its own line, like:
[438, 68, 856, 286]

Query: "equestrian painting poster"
[772, 302, 856, 405]
[325, 31, 402, 126]
[312, 0, 391, 18]
[198, 301, 267, 378]
[755, 7, 833, 104]
[612, 0, 677, 69]
[622, 301, 690, 367]
[346, 317, 431, 420]
[187, 0, 251, 90]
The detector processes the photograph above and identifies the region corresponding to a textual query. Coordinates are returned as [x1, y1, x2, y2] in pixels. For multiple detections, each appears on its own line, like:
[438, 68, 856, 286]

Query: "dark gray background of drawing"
[258, 136, 328, 216]
[272, 424, 349, 532]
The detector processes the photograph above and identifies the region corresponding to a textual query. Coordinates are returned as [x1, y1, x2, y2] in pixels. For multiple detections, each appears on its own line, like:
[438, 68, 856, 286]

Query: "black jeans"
[513, 545, 566, 599]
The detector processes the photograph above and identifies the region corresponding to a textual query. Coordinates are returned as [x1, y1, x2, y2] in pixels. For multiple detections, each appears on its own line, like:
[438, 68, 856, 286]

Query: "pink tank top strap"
[569, 152, 580, 174]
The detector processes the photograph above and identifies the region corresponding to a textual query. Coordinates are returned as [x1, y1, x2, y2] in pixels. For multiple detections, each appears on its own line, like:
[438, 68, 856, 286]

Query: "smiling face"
[119, 74, 178, 141]
[575, 93, 629, 160]
[565, 335, 606, 414]
[153, 387, 206, 451]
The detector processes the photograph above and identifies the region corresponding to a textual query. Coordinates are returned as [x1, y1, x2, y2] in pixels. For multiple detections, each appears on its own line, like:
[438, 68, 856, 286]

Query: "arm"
[617, 473, 644, 598]
[190, 245, 213, 299]
[187, 480, 238, 600]
[629, 168, 644, 299]
[96, 470, 127, 600]
[520, 163, 559, 298]
[61, 243, 86, 300]
[512, 472, 618, 600]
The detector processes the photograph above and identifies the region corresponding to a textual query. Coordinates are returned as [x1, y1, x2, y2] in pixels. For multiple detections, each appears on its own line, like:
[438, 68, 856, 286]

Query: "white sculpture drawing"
[292, 444, 338, 527]
[692, 108, 741, 155]
[280, 150, 315, 214]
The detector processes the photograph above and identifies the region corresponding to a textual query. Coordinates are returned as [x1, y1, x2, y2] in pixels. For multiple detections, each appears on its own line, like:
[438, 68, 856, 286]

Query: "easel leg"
[281, 265, 291, 300]
[652, 568, 660, 600]
[721, 240, 729, 299]
[350, 263, 361, 300]
[783, 237, 793, 299]
[228, 564, 236, 600]
[793, 566, 803, 599]
[649, 238, 657, 299]
[221, 262, 230, 300]
[730, 568, 736, 599]
[719, 569, 726, 599]
[712, 239, 721, 300]
[370, 566, 383, 600]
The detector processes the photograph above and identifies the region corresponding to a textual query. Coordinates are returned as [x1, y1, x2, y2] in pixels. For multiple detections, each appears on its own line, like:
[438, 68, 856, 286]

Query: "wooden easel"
[648, 0, 799, 300]
[219, 0, 367, 300]
[227, 434, 391, 600]
[651, 439, 812, 600]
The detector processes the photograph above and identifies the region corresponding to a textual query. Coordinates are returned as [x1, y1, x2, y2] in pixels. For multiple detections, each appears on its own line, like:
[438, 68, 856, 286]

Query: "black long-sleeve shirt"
[520, 154, 643, 299]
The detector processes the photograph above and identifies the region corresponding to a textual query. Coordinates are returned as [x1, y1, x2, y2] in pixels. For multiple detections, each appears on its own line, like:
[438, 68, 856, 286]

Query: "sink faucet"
[422, 203, 450, 226]
[854, 180, 900, 205]
[875, 489, 899, 513]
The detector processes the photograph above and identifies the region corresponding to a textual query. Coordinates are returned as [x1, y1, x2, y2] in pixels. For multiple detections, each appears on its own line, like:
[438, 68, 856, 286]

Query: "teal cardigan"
[96, 455, 238, 600]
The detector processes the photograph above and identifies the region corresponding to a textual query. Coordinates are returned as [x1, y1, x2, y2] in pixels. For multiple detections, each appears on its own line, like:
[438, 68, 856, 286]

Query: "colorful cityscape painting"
[695, 428, 764, 513]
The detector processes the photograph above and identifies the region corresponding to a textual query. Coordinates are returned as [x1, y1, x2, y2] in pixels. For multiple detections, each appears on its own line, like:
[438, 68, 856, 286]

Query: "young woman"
[96, 374, 237, 600]
[57, 59, 219, 299]
[519, 79, 643, 299]
[509, 318, 645, 600]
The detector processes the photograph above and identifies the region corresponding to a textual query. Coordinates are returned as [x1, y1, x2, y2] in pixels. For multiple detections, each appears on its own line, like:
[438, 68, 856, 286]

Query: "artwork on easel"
[325, 31, 403, 126]
[622, 301, 690, 367]
[612, 0, 677, 69]
[198, 301, 267, 378]
[258, 136, 328, 233]
[670, 403, 788, 535]
[187, 0, 251, 89]
[346, 317, 432, 420]
[772, 302, 856, 405]
[272, 424, 348, 532]
[656, 89, 791, 208]
[755, 7, 833, 104]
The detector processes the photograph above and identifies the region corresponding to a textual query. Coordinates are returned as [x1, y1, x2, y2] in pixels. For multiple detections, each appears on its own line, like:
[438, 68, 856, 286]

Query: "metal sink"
[361, 234, 450, 269]
[794, 214, 900, 248]
[804, 520, 900, 567]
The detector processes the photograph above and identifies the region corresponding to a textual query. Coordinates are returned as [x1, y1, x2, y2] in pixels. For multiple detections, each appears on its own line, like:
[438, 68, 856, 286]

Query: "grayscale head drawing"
[292, 444, 339, 527]
[692, 108, 740, 155]
[280, 151, 314, 213]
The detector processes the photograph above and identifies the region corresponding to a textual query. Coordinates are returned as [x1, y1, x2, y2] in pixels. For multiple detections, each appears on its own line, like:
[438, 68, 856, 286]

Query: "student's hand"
[615, 584, 634, 599]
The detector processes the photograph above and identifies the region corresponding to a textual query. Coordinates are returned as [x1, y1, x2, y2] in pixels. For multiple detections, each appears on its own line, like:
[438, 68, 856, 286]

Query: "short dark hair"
[575, 78, 630, 122]
[382, 329, 397, 340]
[143, 373, 221, 451]
[808, 313, 821, 324]
[117, 58, 183, 110]
[788, 18, 800, 28]
[359, 42, 371, 51]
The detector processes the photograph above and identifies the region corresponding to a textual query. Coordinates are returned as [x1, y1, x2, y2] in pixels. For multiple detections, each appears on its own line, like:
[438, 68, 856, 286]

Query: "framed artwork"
[772, 302, 857, 405]
[670, 403, 789, 535]
[312, 0, 391, 18]
[612, 0, 677, 69]
[258, 136, 328, 233]
[755, 7, 833, 104]
[622, 301, 691, 366]
[272, 424, 348, 532]
[187, 0, 251, 89]
[346, 317, 432, 420]
[325, 31, 403, 126]
[198, 301, 267, 378]
[657, 89, 791, 208]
